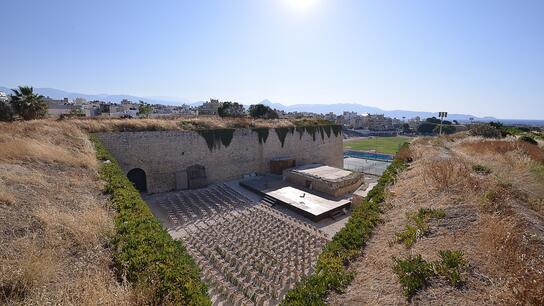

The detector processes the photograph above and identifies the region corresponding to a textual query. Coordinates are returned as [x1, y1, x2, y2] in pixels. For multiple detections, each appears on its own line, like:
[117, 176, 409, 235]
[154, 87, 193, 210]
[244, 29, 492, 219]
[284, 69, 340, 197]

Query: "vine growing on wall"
[252, 128, 270, 144]
[274, 127, 295, 147]
[196, 129, 235, 151]
[332, 125, 342, 137]
[294, 124, 342, 141]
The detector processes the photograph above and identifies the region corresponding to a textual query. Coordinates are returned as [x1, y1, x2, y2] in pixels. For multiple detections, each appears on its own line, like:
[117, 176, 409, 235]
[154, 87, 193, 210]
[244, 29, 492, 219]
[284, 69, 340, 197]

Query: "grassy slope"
[330, 135, 544, 305]
[344, 136, 411, 154]
[0, 121, 131, 304]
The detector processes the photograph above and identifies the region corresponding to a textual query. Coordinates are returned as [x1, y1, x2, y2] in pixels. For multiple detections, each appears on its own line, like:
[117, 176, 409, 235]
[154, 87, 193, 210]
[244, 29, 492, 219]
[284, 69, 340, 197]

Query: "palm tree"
[10, 86, 48, 120]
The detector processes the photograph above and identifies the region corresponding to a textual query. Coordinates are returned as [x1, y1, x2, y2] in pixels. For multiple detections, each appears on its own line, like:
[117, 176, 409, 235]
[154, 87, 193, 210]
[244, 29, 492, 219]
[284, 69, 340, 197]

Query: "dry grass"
[0, 120, 132, 304]
[69, 116, 300, 133]
[329, 135, 544, 305]
[459, 138, 544, 163]
[421, 157, 475, 192]
[0, 188, 15, 205]
[0, 120, 97, 168]
[479, 216, 544, 305]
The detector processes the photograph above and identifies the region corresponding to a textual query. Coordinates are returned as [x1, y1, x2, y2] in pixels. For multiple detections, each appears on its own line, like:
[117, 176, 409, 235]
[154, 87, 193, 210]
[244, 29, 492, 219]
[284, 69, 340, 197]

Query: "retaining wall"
[97, 126, 343, 193]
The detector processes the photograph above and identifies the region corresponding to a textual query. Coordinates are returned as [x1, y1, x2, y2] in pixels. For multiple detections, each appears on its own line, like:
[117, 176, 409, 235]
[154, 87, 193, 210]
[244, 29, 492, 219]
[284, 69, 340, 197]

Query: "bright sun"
[283, 0, 318, 12]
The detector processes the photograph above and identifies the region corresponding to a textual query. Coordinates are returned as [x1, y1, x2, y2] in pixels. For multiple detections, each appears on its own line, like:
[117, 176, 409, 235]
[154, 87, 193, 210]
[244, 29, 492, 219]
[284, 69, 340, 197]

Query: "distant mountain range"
[255, 100, 500, 122]
[3, 85, 542, 125]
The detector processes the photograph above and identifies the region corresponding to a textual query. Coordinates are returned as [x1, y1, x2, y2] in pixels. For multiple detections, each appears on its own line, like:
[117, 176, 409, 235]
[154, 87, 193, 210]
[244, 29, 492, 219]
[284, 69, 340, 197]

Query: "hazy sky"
[1, 0, 543, 119]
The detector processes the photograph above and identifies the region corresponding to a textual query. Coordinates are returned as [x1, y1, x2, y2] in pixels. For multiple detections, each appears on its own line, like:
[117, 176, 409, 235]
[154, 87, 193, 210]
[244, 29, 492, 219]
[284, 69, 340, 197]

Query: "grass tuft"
[395, 208, 445, 247]
[472, 164, 492, 175]
[437, 250, 466, 287]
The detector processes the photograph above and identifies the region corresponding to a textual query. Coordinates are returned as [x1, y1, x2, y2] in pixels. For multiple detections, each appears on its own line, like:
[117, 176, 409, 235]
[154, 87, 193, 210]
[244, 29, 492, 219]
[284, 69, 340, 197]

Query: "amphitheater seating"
[152, 184, 329, 305]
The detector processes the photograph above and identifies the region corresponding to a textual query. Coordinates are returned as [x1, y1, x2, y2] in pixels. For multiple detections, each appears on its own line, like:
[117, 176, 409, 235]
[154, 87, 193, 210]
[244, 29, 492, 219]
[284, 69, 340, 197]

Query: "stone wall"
[97, 127, 343, 193]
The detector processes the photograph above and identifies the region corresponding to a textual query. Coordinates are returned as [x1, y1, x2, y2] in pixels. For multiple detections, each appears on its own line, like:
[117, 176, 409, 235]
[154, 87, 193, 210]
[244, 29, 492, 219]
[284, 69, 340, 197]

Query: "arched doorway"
[127, 168, 147, 192]
[187, 164, 207, 189]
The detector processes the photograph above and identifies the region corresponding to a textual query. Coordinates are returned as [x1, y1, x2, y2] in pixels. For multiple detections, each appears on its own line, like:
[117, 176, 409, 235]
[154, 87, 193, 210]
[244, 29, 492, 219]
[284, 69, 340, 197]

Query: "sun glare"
[283, 0, 318, 12]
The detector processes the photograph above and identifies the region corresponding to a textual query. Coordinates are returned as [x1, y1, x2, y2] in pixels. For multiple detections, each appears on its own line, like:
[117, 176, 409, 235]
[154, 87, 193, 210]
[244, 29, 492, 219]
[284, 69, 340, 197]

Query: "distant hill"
[255, 100, 496, 122]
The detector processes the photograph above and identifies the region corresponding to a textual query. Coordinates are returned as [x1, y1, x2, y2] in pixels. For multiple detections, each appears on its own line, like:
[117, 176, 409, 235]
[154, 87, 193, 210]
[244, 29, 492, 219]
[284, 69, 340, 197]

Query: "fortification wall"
[97, 127, 343, 193]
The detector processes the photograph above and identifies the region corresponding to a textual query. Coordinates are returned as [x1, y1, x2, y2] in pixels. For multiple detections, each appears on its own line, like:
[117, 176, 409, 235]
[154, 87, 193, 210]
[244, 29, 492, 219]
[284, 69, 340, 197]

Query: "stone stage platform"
[240, 176, 351, 222]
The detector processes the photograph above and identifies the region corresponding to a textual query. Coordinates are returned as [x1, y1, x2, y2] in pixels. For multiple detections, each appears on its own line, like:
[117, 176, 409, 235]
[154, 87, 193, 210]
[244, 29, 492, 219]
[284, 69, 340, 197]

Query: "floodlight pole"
[438, 112, 447, 135]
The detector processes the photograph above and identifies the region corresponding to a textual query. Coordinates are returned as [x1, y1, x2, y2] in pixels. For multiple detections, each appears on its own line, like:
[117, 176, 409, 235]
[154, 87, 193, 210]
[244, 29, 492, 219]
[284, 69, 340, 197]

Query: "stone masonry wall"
[97, 127, 343, 193]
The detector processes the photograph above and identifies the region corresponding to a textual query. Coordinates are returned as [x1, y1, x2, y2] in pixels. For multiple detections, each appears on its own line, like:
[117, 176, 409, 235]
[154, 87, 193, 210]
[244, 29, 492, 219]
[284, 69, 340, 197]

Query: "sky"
[1, 0, 543, 119]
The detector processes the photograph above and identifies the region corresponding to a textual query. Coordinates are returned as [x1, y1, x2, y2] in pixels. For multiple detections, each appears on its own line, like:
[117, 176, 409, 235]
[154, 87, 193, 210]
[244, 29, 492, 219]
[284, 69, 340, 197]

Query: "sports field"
[343, 136, 411, 154]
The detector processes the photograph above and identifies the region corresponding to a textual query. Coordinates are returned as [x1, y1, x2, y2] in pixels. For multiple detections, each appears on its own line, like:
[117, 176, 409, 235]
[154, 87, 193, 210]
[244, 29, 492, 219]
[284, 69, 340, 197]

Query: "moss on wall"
[332, 124, 342, 137]
[323, 125, 332, 138]
[196, 129, 235, 151]
[274, 127, 295, 147]
[197, 125, 340, 150]
[252, 128, 270, 144]
[296, 127, 305, 140]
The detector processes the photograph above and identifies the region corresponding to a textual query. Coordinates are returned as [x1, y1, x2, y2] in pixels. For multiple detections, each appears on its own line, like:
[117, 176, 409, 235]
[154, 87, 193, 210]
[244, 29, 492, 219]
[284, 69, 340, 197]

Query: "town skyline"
[0, 84, 540, 122]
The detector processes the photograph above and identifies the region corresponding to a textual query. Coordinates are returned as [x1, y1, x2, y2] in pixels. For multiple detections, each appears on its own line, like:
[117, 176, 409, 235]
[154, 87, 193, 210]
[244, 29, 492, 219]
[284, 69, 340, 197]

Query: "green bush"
[393, 255, 433, 300]
[393, 250, 466, 300]
[519, 135, 538, 145]
[469, 124, 502, 138]
[472, 164, 491, 175]
[282, 156, 407, 305]
[437, 250, 466, 287]
[395, 208, 445, 248]
[90, 135, 211, 305]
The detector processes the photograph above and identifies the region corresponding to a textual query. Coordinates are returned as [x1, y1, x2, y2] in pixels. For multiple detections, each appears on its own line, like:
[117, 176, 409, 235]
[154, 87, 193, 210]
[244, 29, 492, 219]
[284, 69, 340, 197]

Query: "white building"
[0, 91, 9, 103]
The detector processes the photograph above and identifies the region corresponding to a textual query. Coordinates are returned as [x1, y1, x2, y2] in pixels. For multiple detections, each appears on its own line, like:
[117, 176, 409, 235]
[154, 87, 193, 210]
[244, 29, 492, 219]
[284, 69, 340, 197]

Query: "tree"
[9, 86, 47, 120]
[401, 123, 411, 133]
[137, 100, 152, 118]
[248, 104, 278, 119]
[0, 100, 14, 121]
[433, 124, 456, 134]
[417, 122, 437, 134]
[217, 102, 246, 117]
[426, 116, 451, 125]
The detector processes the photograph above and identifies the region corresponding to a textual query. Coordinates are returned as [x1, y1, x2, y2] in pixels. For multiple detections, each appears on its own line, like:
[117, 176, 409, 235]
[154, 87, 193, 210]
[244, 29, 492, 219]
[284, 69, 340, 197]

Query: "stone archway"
[127, 168, 147, 192]
[187, 164, 207, 189]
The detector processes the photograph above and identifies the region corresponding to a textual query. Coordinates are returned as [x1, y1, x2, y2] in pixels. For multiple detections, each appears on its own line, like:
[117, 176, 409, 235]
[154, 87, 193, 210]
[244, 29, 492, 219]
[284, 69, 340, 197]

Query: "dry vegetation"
[0, 120, 132, 304]
[69, 116, 315, 133]
[329, 134, 544, 305]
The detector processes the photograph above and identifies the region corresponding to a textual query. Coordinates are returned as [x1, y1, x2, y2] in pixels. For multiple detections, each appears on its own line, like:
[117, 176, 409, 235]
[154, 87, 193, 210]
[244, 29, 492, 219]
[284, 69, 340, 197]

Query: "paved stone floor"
[145, 184, 330, 305]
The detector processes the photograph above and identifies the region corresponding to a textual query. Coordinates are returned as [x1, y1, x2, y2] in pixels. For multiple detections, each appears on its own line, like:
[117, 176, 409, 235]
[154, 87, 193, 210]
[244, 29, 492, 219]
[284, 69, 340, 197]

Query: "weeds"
[395, 208, 445, 247]
[422, 157, 471, 191]
[519, 135, 537, 145]
[472, 164, 491, 175]
[393, 255, 433, 300]
[437, 250, 466, 287]
[393, 250, 467, 300]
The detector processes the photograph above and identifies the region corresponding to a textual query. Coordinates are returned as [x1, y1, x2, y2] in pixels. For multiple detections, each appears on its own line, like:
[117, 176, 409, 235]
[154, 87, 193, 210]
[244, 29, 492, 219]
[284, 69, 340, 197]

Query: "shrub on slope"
[282, 158, 407, 305]
[90, 135, 211, 305]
